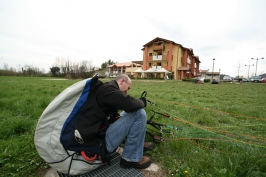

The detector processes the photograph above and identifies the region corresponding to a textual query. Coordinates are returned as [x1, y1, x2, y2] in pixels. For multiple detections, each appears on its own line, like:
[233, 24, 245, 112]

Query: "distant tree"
[107, 59, 115, 65]
[24, 64, 34, 76]
[0, 63, 45, 76]
[101, 59, 115, 69]
[50, 66, 60, 76]
[51, 57, 97, 79]
[101, 62, 107, 69]
[3, 63, 9, 70]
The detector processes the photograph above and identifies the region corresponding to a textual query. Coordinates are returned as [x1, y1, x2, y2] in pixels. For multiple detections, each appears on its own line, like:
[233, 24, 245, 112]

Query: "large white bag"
[34, 75, 104, 175]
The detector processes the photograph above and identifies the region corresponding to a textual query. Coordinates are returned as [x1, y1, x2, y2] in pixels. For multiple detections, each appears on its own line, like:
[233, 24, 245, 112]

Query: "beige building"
[142, 37, 201, 80]
[108, 62, 142, 77]
[200, 69, 221, 82]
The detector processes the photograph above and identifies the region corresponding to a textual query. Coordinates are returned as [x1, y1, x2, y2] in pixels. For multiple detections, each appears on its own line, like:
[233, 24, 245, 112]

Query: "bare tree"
[3, 63, 9, 70]
[50, 57, 97, 79]
[53, 57, 61, 67]
[16, 64, 22, 75]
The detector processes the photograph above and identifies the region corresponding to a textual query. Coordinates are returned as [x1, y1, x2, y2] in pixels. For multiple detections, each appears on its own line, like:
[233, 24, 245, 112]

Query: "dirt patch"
[139, 166, 167, 177]
[36, 167, 51, 177]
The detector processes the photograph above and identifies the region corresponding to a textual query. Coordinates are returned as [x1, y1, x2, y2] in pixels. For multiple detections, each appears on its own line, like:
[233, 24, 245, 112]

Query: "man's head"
[116, 74, 131, 94]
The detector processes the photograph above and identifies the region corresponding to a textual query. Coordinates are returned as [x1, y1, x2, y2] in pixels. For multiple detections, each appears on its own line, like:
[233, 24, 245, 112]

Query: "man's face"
[120, 78, 131, 94]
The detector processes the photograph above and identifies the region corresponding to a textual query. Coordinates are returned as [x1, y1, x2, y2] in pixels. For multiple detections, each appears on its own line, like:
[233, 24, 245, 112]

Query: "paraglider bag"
[34, 75, 108, 175]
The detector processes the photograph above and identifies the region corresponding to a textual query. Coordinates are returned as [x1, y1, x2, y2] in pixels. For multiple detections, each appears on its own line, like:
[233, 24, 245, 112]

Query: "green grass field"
[0, 76, 265, 177]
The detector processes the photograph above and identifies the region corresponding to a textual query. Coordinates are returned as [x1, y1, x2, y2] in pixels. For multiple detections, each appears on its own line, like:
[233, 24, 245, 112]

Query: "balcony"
[148, 55, 171, 61]
[153, 45, 164, 51]
[153, 55, 162, 60]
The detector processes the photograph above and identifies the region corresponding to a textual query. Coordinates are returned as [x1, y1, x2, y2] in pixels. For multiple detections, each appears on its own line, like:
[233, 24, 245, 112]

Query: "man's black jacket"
[96, 80, 145, 116]
[74, 79, 145, 147]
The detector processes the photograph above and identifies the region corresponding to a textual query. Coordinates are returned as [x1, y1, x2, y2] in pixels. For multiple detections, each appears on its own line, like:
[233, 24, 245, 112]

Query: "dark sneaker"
[144, 142, 155, 151]
[120, 156, 152, 169]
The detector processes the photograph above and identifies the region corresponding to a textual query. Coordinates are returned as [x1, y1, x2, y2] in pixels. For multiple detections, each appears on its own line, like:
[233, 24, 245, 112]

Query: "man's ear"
[118, 79, 123, 86]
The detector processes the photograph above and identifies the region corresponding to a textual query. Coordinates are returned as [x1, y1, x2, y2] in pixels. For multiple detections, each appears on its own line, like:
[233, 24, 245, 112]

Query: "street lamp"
[245, 64, 254, 79]
[238, 65, 240, 81]
[251, 57, 264, 76]
[212, 58, 215, 81]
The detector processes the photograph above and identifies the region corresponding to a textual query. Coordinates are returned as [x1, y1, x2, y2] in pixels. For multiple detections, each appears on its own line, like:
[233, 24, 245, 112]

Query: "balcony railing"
[153, 55, 162, 60]
[148, 55, 171, 61]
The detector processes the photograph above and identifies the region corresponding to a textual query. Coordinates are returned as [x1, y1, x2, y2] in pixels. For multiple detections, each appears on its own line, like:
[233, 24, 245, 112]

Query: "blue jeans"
[105, 109, 146, 162]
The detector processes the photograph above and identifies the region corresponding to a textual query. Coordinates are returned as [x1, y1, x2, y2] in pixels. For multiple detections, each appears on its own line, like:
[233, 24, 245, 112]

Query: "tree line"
[49, 57, 115, 79]
[50, 57, 95, 79]
[0, 58, 116, 79]
[0, 63, 46, 77]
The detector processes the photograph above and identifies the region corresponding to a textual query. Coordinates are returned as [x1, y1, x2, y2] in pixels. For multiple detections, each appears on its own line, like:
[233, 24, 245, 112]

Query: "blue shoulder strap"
[60, 78, 93, 149]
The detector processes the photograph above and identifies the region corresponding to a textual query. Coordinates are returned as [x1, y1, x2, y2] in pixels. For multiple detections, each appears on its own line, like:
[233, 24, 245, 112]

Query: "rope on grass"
[145, 101, 266, 149]
[149, 97, 266, 121]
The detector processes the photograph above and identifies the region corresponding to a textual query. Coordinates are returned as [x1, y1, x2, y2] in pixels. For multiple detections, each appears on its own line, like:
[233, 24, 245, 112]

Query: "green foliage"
[182, 78, 192, 82]
[204, 78, 210, 82]
[167, 73, 174, 80]
[0, 77, 77, 177]
[50, 66, 60, 76]
[147, 73, 155, 79]
[101, 62, 107, 69]
[130, 80, 266, 176]
[101, 59, 115, 69]
[0, 77, 265, 176]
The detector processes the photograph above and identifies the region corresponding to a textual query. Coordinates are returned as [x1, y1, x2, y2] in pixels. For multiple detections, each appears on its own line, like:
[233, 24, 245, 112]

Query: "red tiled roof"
[143, 37, 182, 48]
[200, 70, 209, 73]
[142, 37, 200, 62]
[108, 62, 142, 68]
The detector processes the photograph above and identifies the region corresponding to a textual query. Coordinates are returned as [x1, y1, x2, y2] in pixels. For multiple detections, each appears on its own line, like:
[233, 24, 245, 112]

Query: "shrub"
[182, 78, 192, 82]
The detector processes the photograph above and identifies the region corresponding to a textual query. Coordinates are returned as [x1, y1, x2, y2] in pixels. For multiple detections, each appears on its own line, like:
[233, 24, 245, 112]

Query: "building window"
[149, 63, 152, 66]
[149, 53, 152, 56]
[187, 57, 191, 64]
[157, 62, 161, 66]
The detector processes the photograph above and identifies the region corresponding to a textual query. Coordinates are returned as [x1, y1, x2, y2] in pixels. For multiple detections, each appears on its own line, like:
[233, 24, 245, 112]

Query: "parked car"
[261, 78, 266, 83]
[222, 75, 232, 82]
[233, 78, 238, 82]
[250, 76, 262, 83]
[242, 78, 249, 82]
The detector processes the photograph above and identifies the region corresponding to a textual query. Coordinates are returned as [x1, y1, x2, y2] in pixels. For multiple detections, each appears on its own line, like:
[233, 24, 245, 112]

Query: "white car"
[250, 76, 262, 83]
[222, 75, 232, 82]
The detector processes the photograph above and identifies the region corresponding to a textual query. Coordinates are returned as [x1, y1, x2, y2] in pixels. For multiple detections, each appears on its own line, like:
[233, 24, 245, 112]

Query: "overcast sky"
[0, 0, 265, 77]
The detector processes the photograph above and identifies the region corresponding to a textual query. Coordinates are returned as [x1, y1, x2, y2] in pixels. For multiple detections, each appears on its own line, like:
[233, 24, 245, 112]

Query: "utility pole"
[212, 58, 215, 81]
[251, 57, 264, 76]
[245, 64, 254, 79]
